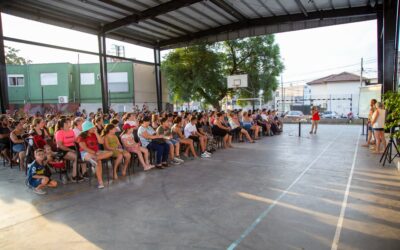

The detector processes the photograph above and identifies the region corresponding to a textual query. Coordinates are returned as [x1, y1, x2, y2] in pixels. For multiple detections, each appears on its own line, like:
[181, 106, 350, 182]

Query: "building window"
[80, 73, 95, 85]
[8, 74, 24, 87]
[40, 73, 58, 85]
[108, 72, 128, 92]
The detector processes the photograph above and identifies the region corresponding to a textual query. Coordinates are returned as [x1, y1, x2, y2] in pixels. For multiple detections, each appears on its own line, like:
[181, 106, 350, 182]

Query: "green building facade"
[6, 62, 135, 105]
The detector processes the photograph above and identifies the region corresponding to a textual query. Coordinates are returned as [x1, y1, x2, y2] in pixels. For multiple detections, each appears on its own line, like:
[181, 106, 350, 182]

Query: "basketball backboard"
[227, 74, 248, 89]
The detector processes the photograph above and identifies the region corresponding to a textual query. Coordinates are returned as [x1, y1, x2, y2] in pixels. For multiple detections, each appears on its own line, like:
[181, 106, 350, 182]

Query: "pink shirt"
[55, 129, 76, 147]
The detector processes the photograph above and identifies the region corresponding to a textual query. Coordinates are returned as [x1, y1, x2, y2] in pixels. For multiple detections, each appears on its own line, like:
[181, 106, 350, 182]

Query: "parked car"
[321, 111, 340, 119]
[285, 110, 304, 119]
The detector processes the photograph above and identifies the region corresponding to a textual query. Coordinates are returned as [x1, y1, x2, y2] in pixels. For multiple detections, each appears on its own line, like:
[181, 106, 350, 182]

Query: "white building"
[274, 84, 311, 112]
[306, 72, 367, 116]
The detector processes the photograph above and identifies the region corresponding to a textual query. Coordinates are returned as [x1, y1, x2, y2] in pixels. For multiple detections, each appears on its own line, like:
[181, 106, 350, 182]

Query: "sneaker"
[61, 174, 68, 185]
[82, 172, 90, 180]
[201, 152, 211, 158]
[71, 175, 84, 183]
[174, 157, 184, 163]
[205, 151, 212, 155]
[98, 183, 104, 189]
[89, 158, 98, 167]
[33, 188, 46, 195]
[172, 158, 182, 165]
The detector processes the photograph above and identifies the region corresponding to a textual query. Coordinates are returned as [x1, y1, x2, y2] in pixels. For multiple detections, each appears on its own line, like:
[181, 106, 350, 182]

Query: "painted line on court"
[227, 131, 342, 250]
[331, 130, 361, 250]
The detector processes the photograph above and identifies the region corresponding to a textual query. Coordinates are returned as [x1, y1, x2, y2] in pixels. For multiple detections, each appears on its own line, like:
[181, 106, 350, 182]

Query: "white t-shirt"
[372, 108, 386, 129]
[184, 123, 197, 138]
[138, 125, 155, 147]
[261, 114, 268, 121]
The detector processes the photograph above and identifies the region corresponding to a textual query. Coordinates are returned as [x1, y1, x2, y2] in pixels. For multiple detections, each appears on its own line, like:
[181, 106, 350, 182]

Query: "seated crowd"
[0, 108, 283, 194]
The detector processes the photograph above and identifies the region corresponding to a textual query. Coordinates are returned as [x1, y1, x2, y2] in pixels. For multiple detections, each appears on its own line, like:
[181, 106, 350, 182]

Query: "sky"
[3, 13, 377, 86]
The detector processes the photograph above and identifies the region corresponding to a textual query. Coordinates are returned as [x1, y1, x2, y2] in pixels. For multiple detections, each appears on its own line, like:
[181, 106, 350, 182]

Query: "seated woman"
[151, 113, 160, 129]
[172, 117, 198, 158]
[184, 117, 210, 158]
[196, 114, 217, 153]
[102, 124, 131, 179]
[55, 118, 82, 182]
[77, 121, 113, 189]
[120, 124, 154, 171]
[242, 112, 261, 139]
[10, 118, 27, 170]
[94, 116, 105, 134]
[29, 118, 51, 149]
[123, 112, 139, 127]
[137, 116, 170, 169]
[156, 117, 184, 165]
[212, 113, 233, 148]
[228, 113, 255, 143]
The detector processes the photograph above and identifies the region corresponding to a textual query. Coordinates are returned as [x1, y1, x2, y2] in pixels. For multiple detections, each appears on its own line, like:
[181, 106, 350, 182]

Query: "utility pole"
[281, 75, 284, 112]
[360, 57, 364, 87]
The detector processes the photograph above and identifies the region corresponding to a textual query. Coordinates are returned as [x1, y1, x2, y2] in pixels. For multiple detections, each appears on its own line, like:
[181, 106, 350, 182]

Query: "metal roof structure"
[0, 0, 382, 50]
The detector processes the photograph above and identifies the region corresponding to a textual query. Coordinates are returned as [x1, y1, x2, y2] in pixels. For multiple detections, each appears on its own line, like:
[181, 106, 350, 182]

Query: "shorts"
[189, 135, 200, 142]
[29, 178, 42, 188]
[167, 139, 179, 146]
[80, 150, 107, 160]
[12, 143, 25, 153]
[373, 128, 384, 131]
[58, 146, 75, 157]
[368, 125, 372, 131]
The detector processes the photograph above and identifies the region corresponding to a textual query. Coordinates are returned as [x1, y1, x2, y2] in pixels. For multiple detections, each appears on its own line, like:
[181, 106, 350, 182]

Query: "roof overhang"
[0, 0, 382, 50]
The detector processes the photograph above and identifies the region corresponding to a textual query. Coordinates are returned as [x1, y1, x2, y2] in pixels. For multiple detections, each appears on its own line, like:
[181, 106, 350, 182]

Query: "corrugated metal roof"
[0, 0, 382, 50]
[307, 72, 367, 85]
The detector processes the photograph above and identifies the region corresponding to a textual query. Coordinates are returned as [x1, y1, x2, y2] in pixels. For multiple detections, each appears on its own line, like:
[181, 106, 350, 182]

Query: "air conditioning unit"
[58, 96, 68, 104]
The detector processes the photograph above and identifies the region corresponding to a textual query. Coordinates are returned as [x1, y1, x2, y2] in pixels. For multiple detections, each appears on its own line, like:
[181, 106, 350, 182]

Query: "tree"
[162, 35, 284, 110]
[222, 36, 284, 107]
[162, 44, 226, 110]
[5, 46, 31, 65]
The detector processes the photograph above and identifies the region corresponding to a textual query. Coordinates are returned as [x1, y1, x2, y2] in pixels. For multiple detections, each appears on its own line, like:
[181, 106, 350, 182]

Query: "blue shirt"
[27, 161, 46, 183]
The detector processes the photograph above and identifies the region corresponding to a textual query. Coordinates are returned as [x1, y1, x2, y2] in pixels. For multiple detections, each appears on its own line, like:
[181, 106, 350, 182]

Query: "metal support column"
[98, 33, 109, 114]
[377, 7, 384, 85]
[0, 14, 9, 113]
[154, 47, 162, 112]
[382, 0, 399, 94]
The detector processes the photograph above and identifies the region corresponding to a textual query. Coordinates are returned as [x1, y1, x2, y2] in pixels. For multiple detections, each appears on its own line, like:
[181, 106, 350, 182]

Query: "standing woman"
[371, 102, 386, 154]
[310, 106, 320, 134]
[362, 99, 377, 147]
[55, 118, 82, 182]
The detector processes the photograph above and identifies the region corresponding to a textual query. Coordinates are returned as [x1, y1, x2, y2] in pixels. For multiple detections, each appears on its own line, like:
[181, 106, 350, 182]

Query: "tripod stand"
[380, 129, 400, 166]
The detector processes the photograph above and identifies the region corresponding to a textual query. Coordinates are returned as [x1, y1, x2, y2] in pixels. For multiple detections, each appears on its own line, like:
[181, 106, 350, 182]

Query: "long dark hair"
[79, 130, 89, 139]
[55, 118, 70, 132]
[101, 124, 115, 137]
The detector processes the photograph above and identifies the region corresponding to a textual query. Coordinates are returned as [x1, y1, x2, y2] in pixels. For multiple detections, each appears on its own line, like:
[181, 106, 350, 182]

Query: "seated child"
[43, 144, 67, 181]
[27, 149, 58, 195]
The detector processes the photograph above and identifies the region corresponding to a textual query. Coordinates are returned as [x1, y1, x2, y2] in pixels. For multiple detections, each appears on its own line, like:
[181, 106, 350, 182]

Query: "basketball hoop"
[227, 74, 248, 89]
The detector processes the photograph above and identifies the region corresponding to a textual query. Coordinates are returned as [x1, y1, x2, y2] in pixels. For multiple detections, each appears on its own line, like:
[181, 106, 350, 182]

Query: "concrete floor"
[0, 124, 400, 250]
